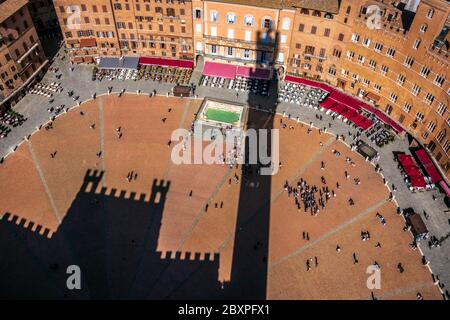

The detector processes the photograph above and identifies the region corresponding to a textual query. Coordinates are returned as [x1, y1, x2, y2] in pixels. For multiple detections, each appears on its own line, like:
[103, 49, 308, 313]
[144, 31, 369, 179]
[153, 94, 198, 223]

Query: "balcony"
[303, 53, 327, 61]
[204, 53, 257, 65]
[203, 35, 275, 50]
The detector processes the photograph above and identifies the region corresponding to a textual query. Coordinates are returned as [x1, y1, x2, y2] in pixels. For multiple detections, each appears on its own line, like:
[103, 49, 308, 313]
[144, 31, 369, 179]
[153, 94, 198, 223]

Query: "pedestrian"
[189, 190, 193, 198]
[336, 245, 341, 252]
[353, 253, 358, 264]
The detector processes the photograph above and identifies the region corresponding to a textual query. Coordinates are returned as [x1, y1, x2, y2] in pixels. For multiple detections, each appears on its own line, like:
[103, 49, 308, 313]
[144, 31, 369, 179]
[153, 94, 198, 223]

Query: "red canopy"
[398, 154, 415, 168]
[439, 181, 450, 197]
[329, 104, 347, 114]
[342, 109, 358, 121]
[284, 75, 333, 92]
[414, 149, 442, 183]
[283, 75, 404, 133]
[411, 176, 427, 188]
[358, 118, 373, 130]
[404, 166, 422, 178]
[139, 57, 194, 69]
[320, 99, 337, 110]
[236, 66, 271, 80]
[203, 61, 237, 79]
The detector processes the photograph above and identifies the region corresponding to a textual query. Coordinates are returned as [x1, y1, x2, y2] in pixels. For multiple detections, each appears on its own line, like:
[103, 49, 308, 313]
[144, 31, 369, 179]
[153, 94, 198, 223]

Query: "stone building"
[0, 0, 48, 108]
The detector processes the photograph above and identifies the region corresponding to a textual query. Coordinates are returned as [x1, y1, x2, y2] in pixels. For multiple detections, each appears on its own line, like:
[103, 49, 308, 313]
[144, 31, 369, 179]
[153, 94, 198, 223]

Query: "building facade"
[53, 0, 194, 63]
[54, 0, 449, 178]
[0, 0, 48, 108]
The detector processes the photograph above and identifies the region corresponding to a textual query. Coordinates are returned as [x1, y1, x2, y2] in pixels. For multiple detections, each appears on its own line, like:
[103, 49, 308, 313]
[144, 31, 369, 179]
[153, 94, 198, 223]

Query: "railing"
[203, 34, 276, 48]
[203, 53, 258, 64]
[303, 53, 327, 61]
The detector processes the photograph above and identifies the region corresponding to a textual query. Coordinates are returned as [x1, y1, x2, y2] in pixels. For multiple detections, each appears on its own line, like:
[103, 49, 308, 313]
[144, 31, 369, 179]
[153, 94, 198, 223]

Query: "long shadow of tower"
[225, 28, 279, 299]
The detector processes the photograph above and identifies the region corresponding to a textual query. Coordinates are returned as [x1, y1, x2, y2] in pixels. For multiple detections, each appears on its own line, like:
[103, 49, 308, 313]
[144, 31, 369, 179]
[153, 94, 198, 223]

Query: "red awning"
[373, 110, 404, 133]
[404, 166, 422, 178]
[358, 118, 373, 130]
[236, 66, 271, 80]
[284, 75, 333, 92]
[411, 176, 427, 189]
[320, 99, 337, 109]
[329, 91, 362, 111]
[439, 181, 450, 197]
[329, 104, 347, 115]
[414, 149, 442, 183]
[139, 57, 194, 69]
[398, 154, 415, 168]
[342, 109, 358, 121]
[283, 75, 405, 133]
[79, 38, 97, 47]
[203, 61, 237, 79]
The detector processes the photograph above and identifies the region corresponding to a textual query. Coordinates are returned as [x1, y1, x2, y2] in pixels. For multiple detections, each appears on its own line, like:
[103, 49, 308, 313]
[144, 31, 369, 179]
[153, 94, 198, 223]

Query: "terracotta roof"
[0, 0, 29, 24]
[79, 38, 97, 48]
[209, 0, 339, 12]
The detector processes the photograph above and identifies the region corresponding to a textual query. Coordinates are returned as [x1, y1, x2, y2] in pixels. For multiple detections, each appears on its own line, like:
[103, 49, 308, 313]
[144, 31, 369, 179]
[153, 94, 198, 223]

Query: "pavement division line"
[174, 167, 235, 252]
[125, 98, 198, 297]
[216, 134, 335, 253]
[161, 98, 195, 181]
[27, 141, 62, 224]
[157, 127, 337, 297]
[268, 198, 388, 271]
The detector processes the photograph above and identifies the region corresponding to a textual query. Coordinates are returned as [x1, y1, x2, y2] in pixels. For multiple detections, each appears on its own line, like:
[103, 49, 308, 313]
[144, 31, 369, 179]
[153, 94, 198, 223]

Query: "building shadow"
[0, 169, 223, 299]
[0, 30, 280, 300]
[224, 29, 279, 299]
